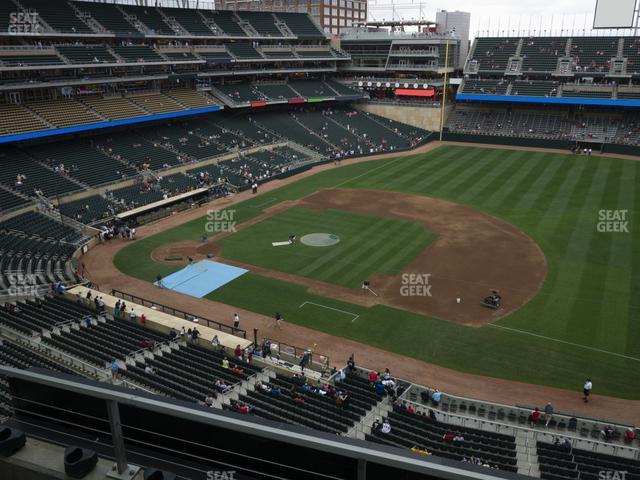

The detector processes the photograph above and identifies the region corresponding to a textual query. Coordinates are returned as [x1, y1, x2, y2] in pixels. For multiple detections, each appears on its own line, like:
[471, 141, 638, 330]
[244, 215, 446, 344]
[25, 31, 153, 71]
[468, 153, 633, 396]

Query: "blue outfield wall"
[0, 105, 224, 145]
[456, 93, 640, 108]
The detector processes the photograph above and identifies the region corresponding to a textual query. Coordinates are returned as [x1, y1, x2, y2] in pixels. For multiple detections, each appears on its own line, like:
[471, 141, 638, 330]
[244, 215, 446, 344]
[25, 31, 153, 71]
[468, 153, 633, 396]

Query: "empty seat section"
[19, 0, 93, 34]
[79, 3, 139, 34]
[206, 11, 247, 36]
[56, 45, 118, 64]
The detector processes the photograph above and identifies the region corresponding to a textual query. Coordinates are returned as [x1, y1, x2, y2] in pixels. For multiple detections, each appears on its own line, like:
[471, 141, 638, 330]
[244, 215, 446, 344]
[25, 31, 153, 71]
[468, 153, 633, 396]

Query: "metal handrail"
[1, 327, 110, 380]
[397, 396, 640, 459]
[350, 366, 638, 438]
[110, 288, 246, 338]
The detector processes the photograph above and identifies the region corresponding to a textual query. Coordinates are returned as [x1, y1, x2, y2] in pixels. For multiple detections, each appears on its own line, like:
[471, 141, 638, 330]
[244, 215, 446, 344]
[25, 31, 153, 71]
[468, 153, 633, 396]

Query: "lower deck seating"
[0, 103, 50, 135]
[81, 96, 148, 121]
[0, 211, 85, 244]
[128, 93, 184, 114]
[0, 339, 77, 419]
[537, 441, 640, 480]
[0, 188, 29, 212]
[58, 195, 113, 224]
[367, 405, 517, 471]
[239, 372, 370, 434]
[164, 89, 219, 109]
[447, 108, 574, 140]
[0, 54, 63, 67]
[26, 99, 102, 129]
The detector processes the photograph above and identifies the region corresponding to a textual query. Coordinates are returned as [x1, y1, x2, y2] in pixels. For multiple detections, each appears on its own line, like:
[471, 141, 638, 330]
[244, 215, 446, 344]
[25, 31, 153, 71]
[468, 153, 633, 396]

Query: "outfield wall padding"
[602, 144, 640, 156]
[442, 132, 574, 150]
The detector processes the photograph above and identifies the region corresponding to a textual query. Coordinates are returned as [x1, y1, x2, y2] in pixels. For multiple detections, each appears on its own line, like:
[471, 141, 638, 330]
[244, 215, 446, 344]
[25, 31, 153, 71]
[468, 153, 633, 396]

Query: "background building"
[435, 10, 471, 68]
[217, 0, 368, 35]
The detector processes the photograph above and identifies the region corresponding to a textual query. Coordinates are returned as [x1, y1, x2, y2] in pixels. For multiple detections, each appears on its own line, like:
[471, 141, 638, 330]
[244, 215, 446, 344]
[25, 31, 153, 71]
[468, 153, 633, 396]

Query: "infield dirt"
[153, 188, 547, 327]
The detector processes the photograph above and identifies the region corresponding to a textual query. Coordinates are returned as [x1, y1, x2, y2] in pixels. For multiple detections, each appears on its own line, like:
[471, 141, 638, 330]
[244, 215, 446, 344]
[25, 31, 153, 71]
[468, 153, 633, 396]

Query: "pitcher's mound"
[300, 233, 340, 247]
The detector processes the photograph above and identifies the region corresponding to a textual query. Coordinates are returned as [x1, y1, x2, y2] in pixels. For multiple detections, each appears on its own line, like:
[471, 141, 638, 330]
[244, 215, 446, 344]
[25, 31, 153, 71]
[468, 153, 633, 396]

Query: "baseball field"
[114, 144, 640, 399]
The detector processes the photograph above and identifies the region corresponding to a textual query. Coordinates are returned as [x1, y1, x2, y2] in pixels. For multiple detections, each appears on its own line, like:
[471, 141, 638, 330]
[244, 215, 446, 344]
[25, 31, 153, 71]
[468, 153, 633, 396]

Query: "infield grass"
[217, 207, 435, 287]
[115, 145, 640, 398]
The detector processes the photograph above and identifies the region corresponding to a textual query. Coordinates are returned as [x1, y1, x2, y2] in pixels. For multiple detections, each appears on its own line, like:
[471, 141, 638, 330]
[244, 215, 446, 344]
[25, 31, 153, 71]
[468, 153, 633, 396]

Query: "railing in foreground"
[111, 288, 246, 338]
[348, 365, 639, 459]
[265, 339, 331, 376]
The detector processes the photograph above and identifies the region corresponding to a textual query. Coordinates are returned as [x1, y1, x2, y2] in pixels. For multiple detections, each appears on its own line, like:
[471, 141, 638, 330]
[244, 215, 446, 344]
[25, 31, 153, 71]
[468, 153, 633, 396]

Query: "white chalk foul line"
[488, 324, 640, 362]
[252, 197, 279, 209]
[299, 301, 360, 322]
[331, 154, 407, 190]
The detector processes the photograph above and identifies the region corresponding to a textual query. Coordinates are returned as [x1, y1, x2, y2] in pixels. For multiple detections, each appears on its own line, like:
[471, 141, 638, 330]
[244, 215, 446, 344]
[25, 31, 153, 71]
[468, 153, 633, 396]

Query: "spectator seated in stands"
[431, 389, 441, 406]
[443, 433, 465, 443]
[230, 364, 243, 376]
[601, 425, 615, 441]
[528, 407, 541, 427]
[411, 445, 432, 456]
[553, 436, 572, 451]
[625, 427, 636, 443]
[215, 379, 228, 393]
[205, 393, 215, 407]
[374, 381, 386, 397]
[229, 398, 251, 414]
[372, 418, 391, 433]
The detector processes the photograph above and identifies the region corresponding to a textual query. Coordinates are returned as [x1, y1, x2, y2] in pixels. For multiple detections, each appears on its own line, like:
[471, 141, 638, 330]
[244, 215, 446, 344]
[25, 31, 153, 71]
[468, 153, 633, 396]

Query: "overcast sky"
[367, 0, 637, 39]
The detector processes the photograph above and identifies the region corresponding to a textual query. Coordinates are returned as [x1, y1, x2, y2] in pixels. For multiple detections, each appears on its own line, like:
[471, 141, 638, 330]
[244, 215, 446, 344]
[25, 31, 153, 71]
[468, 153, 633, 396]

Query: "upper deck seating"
[19, 0, 93, 34]
[56, 45, 118, 64]
[78, 2, 139, 35]
[120, 5, 175, 35]
[276, 12, 325, 38]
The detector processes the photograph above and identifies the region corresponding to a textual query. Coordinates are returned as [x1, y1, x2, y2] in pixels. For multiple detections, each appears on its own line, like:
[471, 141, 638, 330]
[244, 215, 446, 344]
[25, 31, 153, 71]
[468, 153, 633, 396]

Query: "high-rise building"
[217, 0, 368, 35]
[435, 10, 470, 67]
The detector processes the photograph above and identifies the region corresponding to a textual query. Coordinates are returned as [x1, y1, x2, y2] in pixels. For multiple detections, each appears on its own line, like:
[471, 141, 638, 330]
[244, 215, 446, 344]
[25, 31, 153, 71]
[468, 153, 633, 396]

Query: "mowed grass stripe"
[313, 218, 403, 284]
[626, 164, 640, 357]
[297, 217, 395, 278]
[532, 156, 592, 238]
[402, 147, 488, 194]
[504, 157, 601, 331]
[544, 158, 613, 344]
[564, 159, 623, 350]
[337, 224, 429, 286]
[374, 226, 434, 275]
[507, 155, 570, 211]
[345, 152, 434, 189]
[429, 148, 507, 198]
[280, 207, 374, 229]
[593, 160, 635, 354]
[310, 217, 410, 285]
[519, 155, 582, 216]
[486, 152, 556, 211]
[461, 150, 530, 205]
[380, 147, 462, 192]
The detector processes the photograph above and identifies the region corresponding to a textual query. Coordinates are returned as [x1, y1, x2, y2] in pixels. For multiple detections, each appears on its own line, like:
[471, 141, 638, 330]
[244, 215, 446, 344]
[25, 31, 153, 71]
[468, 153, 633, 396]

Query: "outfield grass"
[114, 145, 640, 399]
[218, 207, 435, 287]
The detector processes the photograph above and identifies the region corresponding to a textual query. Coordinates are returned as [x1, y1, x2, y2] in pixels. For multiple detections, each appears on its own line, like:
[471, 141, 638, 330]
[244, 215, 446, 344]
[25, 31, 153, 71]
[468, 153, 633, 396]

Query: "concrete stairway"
[516, 428, 540, 477]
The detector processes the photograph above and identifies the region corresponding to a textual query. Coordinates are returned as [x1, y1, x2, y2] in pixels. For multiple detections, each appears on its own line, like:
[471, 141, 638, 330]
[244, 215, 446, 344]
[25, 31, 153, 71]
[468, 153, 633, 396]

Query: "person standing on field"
[583, 378, 593, 403]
